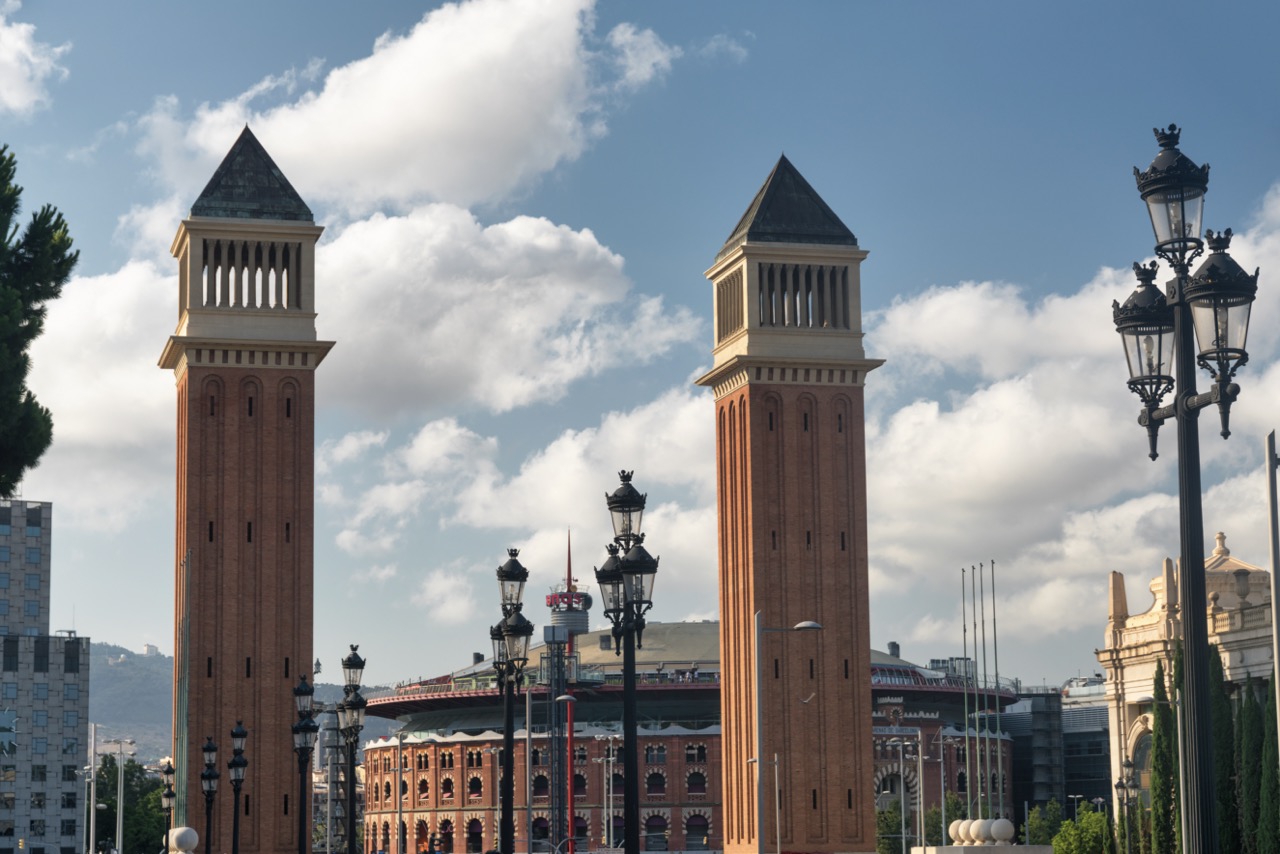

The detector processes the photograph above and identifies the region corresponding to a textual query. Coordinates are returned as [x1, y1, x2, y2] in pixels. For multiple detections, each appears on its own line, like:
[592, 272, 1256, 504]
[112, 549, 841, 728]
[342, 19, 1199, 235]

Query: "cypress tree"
[1171, 640, 1183, 852]
[1210, 646, 1239, 854]
[1260, 674, 1280, 854]
[1242, 678, 1265, 854]
[1149, 660, 1176, 854]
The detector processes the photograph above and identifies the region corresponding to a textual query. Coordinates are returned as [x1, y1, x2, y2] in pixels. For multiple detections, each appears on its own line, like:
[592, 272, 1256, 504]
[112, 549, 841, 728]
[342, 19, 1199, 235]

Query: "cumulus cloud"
[0, 2, 69, 116]
[607, 23, 681, 91]
[411, 564, 482, 627]
[696, 33, 750, 63]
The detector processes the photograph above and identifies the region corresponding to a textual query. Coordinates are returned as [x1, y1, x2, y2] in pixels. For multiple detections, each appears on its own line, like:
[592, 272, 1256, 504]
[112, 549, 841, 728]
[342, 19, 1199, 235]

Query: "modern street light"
[228, 722, 248, 854]
[160, 759, 176, 853]
[493, 550, 534, 854]
[102, 738, 135, 854]
[752, 614, 821, 854]
[888, 739, 910, 854]
[1069, 794, 1084, 820]
[746, 756, 780, 854]
[1114, 124, 1259, 854]
[594, 471, 660, 854]
[200, 737, 218, 854]
[337, 646, 367, 854]
[294, 675, 320, 854]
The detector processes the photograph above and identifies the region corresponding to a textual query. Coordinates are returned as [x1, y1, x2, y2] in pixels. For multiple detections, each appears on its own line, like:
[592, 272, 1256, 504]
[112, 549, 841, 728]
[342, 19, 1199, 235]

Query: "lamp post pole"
[294, 676, 320, 854]
[338, 646, 367, 854]
[228, 722, 248, 854]
[494, 550, 535, 854]
[1114, 124, 1259, 854]
[200, 738, 218, 854]
[594, 472, 660, 854]
[752, 613, 822, 854]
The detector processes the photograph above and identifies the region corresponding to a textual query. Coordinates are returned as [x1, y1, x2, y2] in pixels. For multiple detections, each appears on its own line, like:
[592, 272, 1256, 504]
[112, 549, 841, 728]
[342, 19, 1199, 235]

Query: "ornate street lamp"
[493, 550, 534, 854]
[200, 738, 218, 854]
[294, 675, 320, 854]
[338, 646, 367, 854]
[228, 723, 248, 854]
[1114, 124, 1260, 854]
[594, 471, 660, 854]
[160, 760, 176, 854]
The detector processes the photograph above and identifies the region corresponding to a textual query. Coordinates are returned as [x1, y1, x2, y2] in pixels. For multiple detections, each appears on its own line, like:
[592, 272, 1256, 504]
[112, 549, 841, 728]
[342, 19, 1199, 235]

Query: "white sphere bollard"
[957, 818, 975, 846]
[972, 818, 994, 846]
[169, 826, 199, 854]
[990, 817, 1016, 846]
[948, 819, 965, 845]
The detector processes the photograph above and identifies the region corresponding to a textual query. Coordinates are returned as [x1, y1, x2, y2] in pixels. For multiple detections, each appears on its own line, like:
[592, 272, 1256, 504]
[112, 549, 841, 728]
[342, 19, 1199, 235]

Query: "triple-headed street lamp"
[1113, 124, 1259, 854]
[160, 759, 176, 853]
[337, 646, 367, 854]
[293, 675, 320, 854]
[1114, 759, 1141, 854]
[493, 550, 534, 854]
[594, 471, 659, 854]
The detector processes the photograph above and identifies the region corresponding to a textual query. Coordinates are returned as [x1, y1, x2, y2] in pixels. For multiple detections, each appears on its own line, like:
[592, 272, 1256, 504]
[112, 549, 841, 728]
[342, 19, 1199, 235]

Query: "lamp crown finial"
[1132, 260, 1159, 286]
[618, 470, 633, 484]
[507, 547, 520, 559]
[1205, 228, 1234, 252]
[1153, 124, 1181, 149]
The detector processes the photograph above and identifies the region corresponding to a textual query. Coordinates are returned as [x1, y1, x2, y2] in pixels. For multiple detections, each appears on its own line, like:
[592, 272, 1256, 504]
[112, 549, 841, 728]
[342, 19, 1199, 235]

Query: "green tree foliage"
[1023, 799, 1065, 845]
[1149, 661, 1176, 854]
[1170, 640, 1182, 852]
[93, 755, 164, 854]
[1051, 804, 1109, 854]
[876, 798, 905, 854]
[1242, 679, 1266, 854]
[0, 144, 78, 497]
[1260, 675, 1280, 854]
[1209, 646, 1240, 854]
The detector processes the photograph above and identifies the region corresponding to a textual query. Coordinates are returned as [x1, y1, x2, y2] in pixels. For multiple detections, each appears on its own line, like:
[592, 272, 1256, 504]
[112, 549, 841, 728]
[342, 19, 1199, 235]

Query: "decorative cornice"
[695, 354, 884, 399]
[158, 336, 335, 375]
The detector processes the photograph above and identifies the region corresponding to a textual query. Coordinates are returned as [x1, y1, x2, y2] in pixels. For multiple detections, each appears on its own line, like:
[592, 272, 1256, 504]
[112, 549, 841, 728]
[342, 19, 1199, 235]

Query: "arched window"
[418, 779, 429, 801]
[401, 779, 408, 799]
[384, 782, 392, 801]
[532, 817, 550, 852]
[574, 746, 588, 764]
[573, 816, 589, 844]
[687, 772, 706, 795]
[381, 823, 391, 850]
[573, 773, 587, 797]
[612, 772, 625, 793]
[685, 815, 710, 851]
[532, 748, 544, 766]
[685, 744, 707, 763]
[438, 820, 454, 854]
[644, 815, 669, 851]
[533, 774, 550, 797]
[465, 819, 483, 854]
[468, 776, 483, 799]
[956, 771, 967, 793]
[440, 778, 454, 800]
[646, 772, 666, 796]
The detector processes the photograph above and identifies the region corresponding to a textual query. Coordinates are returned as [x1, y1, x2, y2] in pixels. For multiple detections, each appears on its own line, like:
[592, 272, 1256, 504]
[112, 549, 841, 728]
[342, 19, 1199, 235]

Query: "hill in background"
[88, 642, 394, 762]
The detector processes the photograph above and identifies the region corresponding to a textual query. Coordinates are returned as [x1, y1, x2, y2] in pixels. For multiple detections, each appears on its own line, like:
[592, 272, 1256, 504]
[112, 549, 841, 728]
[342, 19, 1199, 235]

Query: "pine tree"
[1210, 646, 1240, 854]
[1149, 660, 1176, 854]
[0, 144, 78, 497]
[1259, 674, 1280, 854]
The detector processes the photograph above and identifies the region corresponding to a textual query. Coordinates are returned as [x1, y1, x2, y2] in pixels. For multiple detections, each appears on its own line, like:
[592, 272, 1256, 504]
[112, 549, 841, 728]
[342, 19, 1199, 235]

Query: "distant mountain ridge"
[88, 642, 395, 762]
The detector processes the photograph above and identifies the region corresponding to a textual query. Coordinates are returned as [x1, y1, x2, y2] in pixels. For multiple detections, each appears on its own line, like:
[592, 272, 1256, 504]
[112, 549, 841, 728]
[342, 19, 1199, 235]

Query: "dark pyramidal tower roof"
[190, 126, 313, 222]
[716, 153, 856, 262]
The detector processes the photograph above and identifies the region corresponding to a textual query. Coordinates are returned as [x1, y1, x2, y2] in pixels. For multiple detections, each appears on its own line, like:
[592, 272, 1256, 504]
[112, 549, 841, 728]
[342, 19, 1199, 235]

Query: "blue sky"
[4, 0, 1280, 687]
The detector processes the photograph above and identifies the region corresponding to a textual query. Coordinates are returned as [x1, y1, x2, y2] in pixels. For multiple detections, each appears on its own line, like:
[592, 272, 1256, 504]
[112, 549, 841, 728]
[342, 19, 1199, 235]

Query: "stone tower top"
[191, 126, 313, 222]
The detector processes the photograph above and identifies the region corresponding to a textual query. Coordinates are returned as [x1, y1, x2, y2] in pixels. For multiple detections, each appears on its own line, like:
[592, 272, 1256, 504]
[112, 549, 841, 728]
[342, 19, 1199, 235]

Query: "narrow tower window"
[208, 522, 214, 542]
[803, 413, 809, 432]
[805, 531, 811, 548]
[247, 397, 254, 417]
[283, 794, 288, 816]
[285, 657, 290, 678]
[246, 521, 253, 543]
[246, 657, 252, 678]
[771, 531, 777, 550]
[286, 398, 292, 418]
[837, 413, 843, 433]
[768, 412, 774, 431]
[844, 659, 849, 679]
[809, 659, 815, 678]
[847, 789, 853, 809]
[207, 657, 213, 678]
[210, 396, 216, 416]
[285, 522, 291, 543]
[840, 532, 846, 551]
[812, 789, 818, 809]
[774, 659, 779, 679]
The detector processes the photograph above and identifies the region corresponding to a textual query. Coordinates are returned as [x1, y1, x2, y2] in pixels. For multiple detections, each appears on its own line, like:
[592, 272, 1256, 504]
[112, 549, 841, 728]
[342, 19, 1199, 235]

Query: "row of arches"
[372, 769, 712, 806]
[377, 812, 714, 853]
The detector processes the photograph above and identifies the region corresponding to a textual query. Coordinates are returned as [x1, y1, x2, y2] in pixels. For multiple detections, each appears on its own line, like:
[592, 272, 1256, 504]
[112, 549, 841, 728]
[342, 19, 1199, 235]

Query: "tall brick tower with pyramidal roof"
[696, 155, 881, 854]
[159, 127, 333, 854]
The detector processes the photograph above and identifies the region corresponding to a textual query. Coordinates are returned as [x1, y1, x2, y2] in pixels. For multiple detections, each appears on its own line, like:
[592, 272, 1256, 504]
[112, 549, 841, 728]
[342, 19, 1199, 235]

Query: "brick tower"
[696, 156, 881, 854]
[159, 127, 333, 854]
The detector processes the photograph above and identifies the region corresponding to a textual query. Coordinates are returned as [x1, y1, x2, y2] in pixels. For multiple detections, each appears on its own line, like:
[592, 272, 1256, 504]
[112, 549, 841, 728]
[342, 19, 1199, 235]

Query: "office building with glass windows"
[0, 500, 92, 854]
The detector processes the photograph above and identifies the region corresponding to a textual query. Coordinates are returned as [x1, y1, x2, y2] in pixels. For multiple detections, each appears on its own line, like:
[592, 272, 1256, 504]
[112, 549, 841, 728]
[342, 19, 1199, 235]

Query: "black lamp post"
[1114, 758, 1140, 854]
[200, 738, 218, 854]
[338, 646, 367, 854]
[228, 723, 248, 854]
[594, 471, 659, 854]
[493, 550, 534, 854]
[294, 675, 320, 854]
[1114, 124, 1259, 854]
[160, 760, 176, 854]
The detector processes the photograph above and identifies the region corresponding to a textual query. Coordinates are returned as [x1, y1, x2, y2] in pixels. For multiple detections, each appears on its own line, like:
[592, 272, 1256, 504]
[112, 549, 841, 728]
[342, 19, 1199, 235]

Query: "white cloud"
[317, 430, 389, 475]
[356, 563, 398, 584]
[0, 2, 69, 116]
[411, 565, 481, 627]
[607, 23, 681, 91]
[696, 33, 749, 63]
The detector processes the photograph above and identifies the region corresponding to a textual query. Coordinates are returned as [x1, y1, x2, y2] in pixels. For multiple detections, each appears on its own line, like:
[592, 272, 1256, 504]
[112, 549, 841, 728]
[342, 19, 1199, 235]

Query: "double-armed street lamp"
[294, 675, 321, 854]
[594, 471, 659, 854]
[228, 723, 248, 854]
[200, 738, 218, 854]
[336, 647, 367, 854]
[1112, 124, 1260, 854]
[1114, 759, 1140, 854]
[493, 550, 535, 854]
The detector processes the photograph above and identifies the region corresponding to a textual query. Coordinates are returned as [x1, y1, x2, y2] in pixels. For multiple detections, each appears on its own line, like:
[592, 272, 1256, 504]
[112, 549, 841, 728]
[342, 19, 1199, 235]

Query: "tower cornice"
[158, 336, 335, 376]
[695, 353, 883, 398]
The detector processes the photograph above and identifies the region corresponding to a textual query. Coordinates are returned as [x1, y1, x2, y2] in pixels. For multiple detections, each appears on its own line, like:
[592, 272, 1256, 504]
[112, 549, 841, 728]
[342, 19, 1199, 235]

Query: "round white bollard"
[972, 817, 994, 846]
[957, 818, 975, 845]
[948, 819, 965, 846]
[169, 826, 199, 854]
[990, 817, 1016, 846]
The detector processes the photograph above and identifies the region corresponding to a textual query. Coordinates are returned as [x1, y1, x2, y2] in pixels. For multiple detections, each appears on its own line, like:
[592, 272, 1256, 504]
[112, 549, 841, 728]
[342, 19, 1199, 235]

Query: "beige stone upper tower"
[159, 127, 333, 854]
[697, 155, 881, 854]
